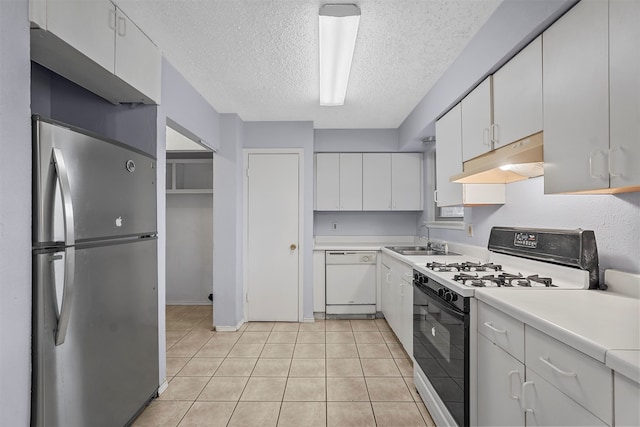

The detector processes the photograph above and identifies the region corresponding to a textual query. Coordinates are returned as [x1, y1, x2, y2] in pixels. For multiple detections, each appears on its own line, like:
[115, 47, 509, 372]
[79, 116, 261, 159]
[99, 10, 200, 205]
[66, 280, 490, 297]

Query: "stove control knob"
[444, 291, 453, 302]
[437, 288, 445, 298]
[450, 293, 458, 302]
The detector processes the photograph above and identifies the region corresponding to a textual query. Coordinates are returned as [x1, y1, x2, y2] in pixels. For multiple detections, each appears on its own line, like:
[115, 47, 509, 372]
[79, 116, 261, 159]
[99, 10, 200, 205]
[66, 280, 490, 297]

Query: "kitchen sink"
[388, 246, 459, 256]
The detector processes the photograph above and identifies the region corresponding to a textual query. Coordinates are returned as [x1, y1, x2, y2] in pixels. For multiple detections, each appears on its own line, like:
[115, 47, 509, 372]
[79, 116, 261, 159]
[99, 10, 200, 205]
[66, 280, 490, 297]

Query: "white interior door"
[246, 153, 300, 321]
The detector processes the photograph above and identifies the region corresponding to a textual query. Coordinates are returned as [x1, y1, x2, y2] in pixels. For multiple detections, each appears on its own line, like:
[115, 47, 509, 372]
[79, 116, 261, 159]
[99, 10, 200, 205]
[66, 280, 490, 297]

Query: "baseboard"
[157, 380, 169, 396]
[215, 318, 244, 331]
[303, 317, 316, 323]
[165, 302, 211, 306]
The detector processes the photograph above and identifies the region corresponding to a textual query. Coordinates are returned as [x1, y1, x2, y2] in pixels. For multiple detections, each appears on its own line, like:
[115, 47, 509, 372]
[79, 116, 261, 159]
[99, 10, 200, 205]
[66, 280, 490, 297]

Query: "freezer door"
[32, 238, 158, 427]
[33, 117, 157, 246]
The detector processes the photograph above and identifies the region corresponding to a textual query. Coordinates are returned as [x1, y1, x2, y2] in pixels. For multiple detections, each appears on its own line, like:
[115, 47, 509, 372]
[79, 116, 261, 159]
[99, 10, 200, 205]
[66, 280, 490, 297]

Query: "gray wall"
[0, 0, 31, 425]
[213, 114, 245, 328]
[156, 58, 221, 383]
[244, 121, 315, 320]
[314, 128, 399, 152]
[399, 0, 577, 149]
[31, 63, 158, 156]
[427, 177, 640, 277]
[166, 194, 213, 304]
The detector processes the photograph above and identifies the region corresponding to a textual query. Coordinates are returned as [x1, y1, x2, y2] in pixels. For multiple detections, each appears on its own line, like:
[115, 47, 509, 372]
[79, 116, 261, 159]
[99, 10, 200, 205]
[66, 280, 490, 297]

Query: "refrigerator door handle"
[52, 148, 76, 346]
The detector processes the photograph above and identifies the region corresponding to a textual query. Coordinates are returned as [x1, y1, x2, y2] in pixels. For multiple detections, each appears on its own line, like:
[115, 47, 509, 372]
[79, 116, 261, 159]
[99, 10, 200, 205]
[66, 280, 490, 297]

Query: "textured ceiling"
[115, 0, 501, 129]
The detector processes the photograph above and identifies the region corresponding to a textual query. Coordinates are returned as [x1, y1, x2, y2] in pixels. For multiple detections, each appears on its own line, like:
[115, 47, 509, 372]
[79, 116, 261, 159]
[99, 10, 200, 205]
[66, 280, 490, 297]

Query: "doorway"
[165, 122, 214, 324]
[244, 150, 304, 321]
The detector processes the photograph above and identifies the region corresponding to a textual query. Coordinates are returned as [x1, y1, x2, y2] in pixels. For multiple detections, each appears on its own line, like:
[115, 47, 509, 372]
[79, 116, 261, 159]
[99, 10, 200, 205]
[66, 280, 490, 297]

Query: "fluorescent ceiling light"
[319, 4, 361, 106]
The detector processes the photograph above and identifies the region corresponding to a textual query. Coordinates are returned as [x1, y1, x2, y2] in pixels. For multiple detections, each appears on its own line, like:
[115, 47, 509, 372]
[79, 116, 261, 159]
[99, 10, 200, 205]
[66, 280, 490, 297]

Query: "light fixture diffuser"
[319, 4, 361, 106]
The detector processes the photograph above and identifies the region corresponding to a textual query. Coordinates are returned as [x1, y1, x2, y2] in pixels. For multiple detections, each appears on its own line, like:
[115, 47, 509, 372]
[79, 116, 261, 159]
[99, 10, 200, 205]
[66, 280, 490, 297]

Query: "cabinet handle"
[483, 321, 507, 334]
[608, 147, 621, 177]
[399, 283, 405, 297]
[117, 15, 126, 36]
[538, 356, 577, 377]
[433, 190, 439, 203]
[589, 150, 606, 179]
[385, 272, 391, 285]
[108, 9, 116, 30]
[482, 128, 491, 147]
[508, 370, 521, 400]
[521, 381, 535, 413]
[491, 123, 500, 146]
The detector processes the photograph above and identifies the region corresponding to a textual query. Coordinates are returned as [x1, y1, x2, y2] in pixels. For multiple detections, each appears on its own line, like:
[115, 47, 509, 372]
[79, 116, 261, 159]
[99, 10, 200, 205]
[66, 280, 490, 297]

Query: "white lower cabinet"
[523, 369, 606, 427]
[477, 301, 612, 426]
[380, 254, 413, 356]
[477, 334, 525, 426]
[614, 372, 640, 426]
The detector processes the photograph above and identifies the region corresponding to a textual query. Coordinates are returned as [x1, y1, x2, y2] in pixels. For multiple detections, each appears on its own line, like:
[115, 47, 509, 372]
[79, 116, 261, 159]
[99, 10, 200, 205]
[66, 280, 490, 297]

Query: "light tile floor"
[133, 305, 436, 427]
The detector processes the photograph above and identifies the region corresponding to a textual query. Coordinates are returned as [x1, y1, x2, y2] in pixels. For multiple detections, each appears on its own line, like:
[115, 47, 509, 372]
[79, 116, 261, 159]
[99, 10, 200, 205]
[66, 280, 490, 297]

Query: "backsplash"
[314, 211, 420, 236]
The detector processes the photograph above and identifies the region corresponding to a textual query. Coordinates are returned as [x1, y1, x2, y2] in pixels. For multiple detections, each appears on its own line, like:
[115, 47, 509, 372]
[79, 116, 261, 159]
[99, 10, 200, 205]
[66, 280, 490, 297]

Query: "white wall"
[244, 121, 315, 319]
[0, 0, 31, 425]
[428, 177, 640, 278]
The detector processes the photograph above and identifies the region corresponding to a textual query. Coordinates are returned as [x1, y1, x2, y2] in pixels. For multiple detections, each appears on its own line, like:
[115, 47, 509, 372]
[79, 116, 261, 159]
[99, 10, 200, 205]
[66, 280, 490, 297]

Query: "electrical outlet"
[467, 223, 474, 237]
[332, 222, 338, 231]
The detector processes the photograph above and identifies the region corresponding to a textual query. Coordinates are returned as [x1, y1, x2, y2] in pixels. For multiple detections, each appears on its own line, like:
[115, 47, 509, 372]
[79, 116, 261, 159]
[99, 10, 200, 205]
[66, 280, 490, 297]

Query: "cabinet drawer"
[524, 369, 607, 427]
[525, 326, 612, 424]
[478, 302, 525, 362]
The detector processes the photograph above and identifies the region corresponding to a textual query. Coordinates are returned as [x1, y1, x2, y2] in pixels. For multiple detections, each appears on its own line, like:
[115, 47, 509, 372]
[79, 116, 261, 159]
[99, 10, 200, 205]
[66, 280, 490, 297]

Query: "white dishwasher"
[325, 251, 377, 315]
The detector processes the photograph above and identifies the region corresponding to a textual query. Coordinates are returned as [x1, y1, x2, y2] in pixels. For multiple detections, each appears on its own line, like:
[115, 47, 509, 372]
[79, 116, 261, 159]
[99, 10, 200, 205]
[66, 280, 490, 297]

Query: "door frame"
[243, 148, 305, 322]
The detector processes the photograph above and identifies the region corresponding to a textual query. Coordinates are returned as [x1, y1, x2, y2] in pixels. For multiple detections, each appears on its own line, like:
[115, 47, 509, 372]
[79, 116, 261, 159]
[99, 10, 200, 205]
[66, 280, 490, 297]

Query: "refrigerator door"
[32, 238, 158, 427]
[33, 117, 157, 247]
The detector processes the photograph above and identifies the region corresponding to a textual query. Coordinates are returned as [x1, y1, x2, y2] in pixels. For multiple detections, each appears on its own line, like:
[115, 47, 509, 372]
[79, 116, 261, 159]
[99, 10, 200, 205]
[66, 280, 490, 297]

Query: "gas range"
[413, 227, 601, 298]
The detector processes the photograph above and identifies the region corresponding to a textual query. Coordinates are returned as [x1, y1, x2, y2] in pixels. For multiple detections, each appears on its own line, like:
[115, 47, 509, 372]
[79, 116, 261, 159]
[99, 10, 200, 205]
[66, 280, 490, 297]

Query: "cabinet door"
[362, 153, 391, 210]
[543, 0, 609, 193]
[338, 153, 363, 210]
[315, 153, 340, 210]
[435, 104, 463, 207]
[523, 369, 607, 426]
[380, 263, 392, 322]
[609, 0, 640, 189]
[493, 36, 542, 148]
[391, 153, 423, 210]
[47, 0, 116, 73]
[461, 77, 492, 161]
[400, 277, 413, 356]
[477, 335, 525, 427]
[614, 372, 640, 427]
[114, 8, 161, 103]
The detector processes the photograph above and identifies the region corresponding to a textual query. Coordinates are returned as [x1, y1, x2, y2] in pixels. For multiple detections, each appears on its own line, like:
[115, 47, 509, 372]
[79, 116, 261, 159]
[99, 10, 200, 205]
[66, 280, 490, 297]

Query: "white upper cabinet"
[609, 0, 640, 190]
[30, 0, 161, 104]
[339, 153, 363, 211]
[461, 77, 493, 161]
[436, 104, 464, 206]
[47, 0, 115, 73]
[315, 153, 340, 211]
[391, 153, 423, 210]
[114, 9, 162, 105]
[363, 153, 392, 210]
[315, 152, 423, 211]
[543, 0, 610, 193]
[436, 104, 505, 207]
[493, 36, 543, 148]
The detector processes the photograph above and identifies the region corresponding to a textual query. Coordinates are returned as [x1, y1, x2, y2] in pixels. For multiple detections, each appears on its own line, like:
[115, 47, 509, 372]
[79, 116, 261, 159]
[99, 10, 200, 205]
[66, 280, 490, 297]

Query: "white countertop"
[475, 288, 640, 381]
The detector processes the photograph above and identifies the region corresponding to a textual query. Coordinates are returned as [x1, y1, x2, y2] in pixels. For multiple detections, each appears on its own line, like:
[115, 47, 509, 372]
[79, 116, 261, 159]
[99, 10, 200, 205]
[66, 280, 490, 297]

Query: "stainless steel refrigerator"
[31, 116, 159, 426]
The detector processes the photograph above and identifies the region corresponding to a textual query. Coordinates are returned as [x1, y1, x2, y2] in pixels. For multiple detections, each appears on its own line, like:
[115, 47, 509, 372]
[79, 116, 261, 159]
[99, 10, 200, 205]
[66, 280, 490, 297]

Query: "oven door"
[413, 281, 469, 426]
